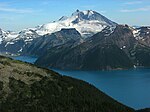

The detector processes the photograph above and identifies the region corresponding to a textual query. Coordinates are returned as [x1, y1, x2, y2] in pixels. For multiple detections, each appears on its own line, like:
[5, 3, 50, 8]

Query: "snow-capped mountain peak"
[1, 10, 117, 46]
[0, 29, 19, 43]
[0, 10, 117, 54]
[69, 10, 116, 25]
[71, 9, 95, 19]
[132, 26, 150, 41]
[58, 16, 68, 21]
[37, 10, 117, 37]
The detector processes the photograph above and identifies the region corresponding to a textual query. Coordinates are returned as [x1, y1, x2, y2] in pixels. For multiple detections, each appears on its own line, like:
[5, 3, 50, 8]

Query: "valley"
[1, 10, 150, 70]
[1, 9, 150, 112]
[0, 55, 135, 112]
[12, 55, 150, 110]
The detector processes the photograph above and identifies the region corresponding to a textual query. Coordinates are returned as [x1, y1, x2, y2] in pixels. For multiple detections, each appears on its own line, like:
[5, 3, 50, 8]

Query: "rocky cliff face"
[0, 55, 134, 112]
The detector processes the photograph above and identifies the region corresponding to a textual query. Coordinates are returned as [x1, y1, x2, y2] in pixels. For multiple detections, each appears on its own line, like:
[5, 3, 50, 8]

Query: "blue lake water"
[12, 56, 150, 110]
[55, 69, 150, 110]
[12, 56, 37, 64]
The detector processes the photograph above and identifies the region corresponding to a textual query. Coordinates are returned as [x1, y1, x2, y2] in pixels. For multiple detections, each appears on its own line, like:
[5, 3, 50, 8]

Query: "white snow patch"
[0, 38, 2, 44]
[18, 48, 23, 52]
[5, 42, 14, 47]
[123, 46, 126, 48]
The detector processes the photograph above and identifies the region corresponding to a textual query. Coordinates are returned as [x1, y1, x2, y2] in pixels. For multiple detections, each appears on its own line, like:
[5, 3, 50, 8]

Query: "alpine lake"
[12, 56, 150, 110]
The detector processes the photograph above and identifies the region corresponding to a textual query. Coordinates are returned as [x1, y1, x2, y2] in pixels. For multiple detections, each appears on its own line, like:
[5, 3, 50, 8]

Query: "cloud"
[0, 7, 34, 13]
[120, 6, 150, 12]
[124, 1, 142, 5]
[0, 2, 35, 13]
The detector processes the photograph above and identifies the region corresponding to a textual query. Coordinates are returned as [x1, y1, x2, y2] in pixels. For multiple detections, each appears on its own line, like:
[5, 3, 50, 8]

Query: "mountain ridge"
[0, 9, 117, 54]
[1, 10, 150, 70]
[35, 25, 150, 70]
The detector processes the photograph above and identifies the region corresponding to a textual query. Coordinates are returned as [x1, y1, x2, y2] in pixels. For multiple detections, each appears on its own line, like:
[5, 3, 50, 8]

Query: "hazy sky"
[0, 0, 150, 31]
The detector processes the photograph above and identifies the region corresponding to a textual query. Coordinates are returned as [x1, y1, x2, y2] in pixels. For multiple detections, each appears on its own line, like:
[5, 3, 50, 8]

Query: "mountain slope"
[35, 25, 150, 70]
[137, 108, 150, 112]
[22, 28, 83, 56]
[0, 55, 134, 112]
[0, 10, 116, 54]
[35, 25, 136, 70]
[133, 44, 150, 67]
[0, 28, 39, 54]
[0, 29, 19, 44]
[37, 9, 117, 38]
[132, 26, 150, 47]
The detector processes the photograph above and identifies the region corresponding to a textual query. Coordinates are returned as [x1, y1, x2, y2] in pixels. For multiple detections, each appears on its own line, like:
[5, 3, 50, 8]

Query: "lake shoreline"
[9, 55, 150, 110]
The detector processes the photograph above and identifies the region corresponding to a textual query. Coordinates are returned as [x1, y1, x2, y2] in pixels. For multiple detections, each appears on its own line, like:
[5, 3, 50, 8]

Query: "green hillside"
[0, 55, 134, 112]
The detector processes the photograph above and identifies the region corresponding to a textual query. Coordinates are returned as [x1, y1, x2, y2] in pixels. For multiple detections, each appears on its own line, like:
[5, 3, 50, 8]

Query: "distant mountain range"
[0, 10, 150, 70]
[0, 10, 116, 54]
